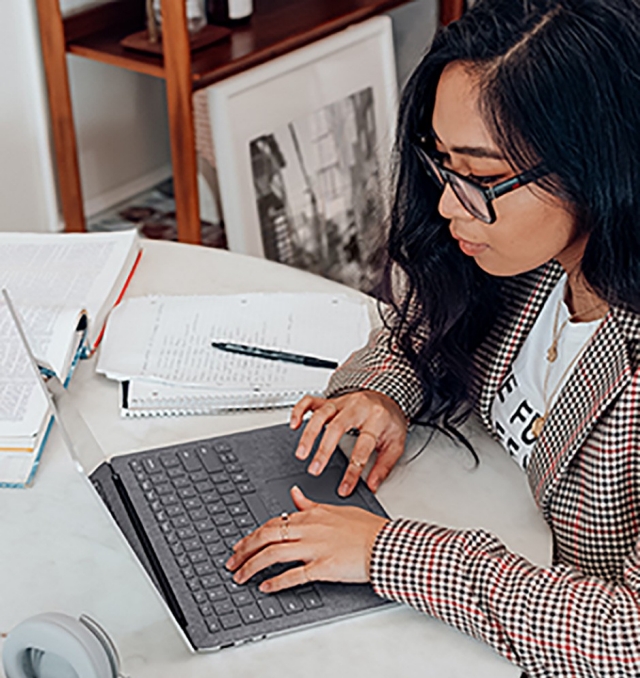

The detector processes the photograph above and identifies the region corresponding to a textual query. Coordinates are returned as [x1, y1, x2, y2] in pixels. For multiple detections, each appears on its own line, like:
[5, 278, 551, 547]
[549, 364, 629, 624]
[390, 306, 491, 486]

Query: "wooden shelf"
[36, 0, 463, 243]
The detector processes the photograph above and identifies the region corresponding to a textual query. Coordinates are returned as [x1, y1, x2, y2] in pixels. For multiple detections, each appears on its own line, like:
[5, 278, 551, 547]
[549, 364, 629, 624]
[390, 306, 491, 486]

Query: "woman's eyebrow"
[430, 128, 505, 160]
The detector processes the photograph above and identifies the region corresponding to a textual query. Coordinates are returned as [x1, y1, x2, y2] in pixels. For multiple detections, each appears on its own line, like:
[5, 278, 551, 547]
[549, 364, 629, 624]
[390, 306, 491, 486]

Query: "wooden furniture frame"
[34, 0, 464, 244]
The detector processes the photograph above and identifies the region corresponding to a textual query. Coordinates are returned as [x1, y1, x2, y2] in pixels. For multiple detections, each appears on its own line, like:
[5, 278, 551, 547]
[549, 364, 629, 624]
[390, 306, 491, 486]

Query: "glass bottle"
[207, 0, 253, 27]
[153, 0, 207, 35]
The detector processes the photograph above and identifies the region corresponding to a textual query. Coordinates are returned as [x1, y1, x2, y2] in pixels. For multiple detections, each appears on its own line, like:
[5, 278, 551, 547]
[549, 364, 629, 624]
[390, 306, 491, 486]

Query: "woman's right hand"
[289, 391, 408, 497]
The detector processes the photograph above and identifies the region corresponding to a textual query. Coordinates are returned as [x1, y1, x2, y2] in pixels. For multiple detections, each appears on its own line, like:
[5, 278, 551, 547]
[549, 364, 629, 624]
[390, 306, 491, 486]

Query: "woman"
[227, 1, 640, 675]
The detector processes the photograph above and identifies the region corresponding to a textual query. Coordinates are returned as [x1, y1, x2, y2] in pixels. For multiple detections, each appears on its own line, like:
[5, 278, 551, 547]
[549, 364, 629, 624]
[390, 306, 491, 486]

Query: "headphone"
[2, 613, 127, 678]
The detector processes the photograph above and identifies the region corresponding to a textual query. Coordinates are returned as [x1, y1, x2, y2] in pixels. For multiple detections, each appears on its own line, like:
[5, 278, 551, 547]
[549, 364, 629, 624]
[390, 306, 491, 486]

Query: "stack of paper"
[97, 293, 371, 416]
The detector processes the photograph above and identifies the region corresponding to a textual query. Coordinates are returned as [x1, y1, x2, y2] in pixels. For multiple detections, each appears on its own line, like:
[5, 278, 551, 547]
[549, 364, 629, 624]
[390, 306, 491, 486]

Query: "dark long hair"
[385, 0, 640, 429]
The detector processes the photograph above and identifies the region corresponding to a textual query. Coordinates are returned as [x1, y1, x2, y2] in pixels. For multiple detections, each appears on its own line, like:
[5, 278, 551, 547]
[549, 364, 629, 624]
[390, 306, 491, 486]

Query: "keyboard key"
[228, 504, 248, 516]
[231, 472, 249, 484]
[211, 472, 229, 484]
[202, 491, 220, 504]
[195, 480, 214, 493]
[222, 493, 242, 506]
[140, 479, 153, 492]
[206, 619, 221, 633]
[178, 448, 202, 472]
[177, 527, 196, 540]
[155, 483, 174, 495]
[225, 463, 243, 474]
[195, 562, 215, 576]
[207, 586, 228, 602]
[189, 551, 208, 565]
[220, 611, 242, 630]
[200, 530, 221, 544]
[178, 487, 196, 499]
[300, 591, 323, 609]
[197, 446, 223, 474]
[201, 574, 222, 589]
[182, 565, 195, 579]
[144, 490, 158, 502]
[217, 482, 235, 495]
[213, 600, 234, 616]
[167, 467, 185, 479]
[208, 501, 226, 514]
[235, 516, 256, 529]
[193, 591, 208, 605]
[199, 603, 214, 617]
[232, 591, 254, 607]
[172, 476, 190, 489]
[155, 510, 168, 522]
[258, 598, 284, 618]
[224, 537, 240, 549]
[134, 471, 147, 482]
[183, 538, 202, 552]
[160, 453, 180, 468]
[184, 498, 203, 511]
[239, 604, 263, 624]
[129, 459, 144, 472]
[143, 458, 162, 474]
[161, 493, 179, 506]
[189, 508, 208, 522]
[220, 525, 239, 538]
[166, 504, 184, 517]
[225, 581, 243, 593]
[218, 452, 237, 464]
[237, 483, 256, 495]
[172, 516, 190, 529]
[213, 512, 232, 526]
[206, 542, 227, 556]
[159, 521, 172, 534]
[279, 593, 304, 614]
[213, 442, 232, 454]
[213, 555, 229, 569]
[190, 470, 209, 483]
[164, 530, 177, 544]
[187, 579, 202, 592]
[195, 519, 215, 533]
[150, 472, 169, 485]
[176, 554, 190, 568]
[170, 543, 184, 556]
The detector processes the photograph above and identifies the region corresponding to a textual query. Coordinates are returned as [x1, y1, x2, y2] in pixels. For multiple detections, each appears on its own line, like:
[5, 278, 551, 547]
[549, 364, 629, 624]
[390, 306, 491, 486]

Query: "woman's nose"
[438, 182, 473, 222]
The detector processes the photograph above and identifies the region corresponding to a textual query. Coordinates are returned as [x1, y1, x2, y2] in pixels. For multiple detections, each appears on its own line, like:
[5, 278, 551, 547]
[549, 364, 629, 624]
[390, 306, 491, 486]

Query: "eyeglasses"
[412, 136, 546, 224]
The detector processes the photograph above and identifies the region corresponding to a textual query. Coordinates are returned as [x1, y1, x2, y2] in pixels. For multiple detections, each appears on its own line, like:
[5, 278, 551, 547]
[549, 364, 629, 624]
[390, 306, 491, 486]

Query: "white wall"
[0, 0, 59, 232]
[0, 0, 436, 234]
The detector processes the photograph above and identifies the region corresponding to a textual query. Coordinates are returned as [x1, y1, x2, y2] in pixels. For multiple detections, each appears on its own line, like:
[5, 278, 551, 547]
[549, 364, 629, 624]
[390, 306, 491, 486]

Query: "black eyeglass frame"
[412, 136, 547, 224]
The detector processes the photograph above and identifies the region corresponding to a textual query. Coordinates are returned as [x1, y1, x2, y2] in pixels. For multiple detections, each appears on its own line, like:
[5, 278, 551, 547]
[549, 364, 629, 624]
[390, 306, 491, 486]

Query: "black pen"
[211, 341, 338, 370]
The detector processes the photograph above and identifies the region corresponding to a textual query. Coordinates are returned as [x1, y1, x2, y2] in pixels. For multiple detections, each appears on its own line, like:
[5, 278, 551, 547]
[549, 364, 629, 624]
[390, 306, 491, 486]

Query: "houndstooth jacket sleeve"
[330, 262, 640, 677]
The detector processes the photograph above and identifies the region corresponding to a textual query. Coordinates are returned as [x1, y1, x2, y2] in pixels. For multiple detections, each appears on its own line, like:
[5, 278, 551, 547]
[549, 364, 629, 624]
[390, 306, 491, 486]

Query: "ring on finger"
[324, 401, 337, 417]
[358, 429, 378, 445]
[279, 512, 290, 542]
[349, 457, 366, 469]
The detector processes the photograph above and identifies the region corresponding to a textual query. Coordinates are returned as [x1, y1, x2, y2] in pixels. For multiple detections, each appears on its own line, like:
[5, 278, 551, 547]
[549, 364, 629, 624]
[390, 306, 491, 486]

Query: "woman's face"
[431, 61, 584, 276]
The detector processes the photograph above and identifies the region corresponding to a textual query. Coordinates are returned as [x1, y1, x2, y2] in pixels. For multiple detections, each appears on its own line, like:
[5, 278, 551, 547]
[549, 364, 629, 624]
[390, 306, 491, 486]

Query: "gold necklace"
[531, 297, 606, 438]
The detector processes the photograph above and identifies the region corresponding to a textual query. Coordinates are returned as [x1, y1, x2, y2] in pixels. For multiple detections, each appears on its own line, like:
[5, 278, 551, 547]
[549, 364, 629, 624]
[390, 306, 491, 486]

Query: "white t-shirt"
[491, 275, 602, 471]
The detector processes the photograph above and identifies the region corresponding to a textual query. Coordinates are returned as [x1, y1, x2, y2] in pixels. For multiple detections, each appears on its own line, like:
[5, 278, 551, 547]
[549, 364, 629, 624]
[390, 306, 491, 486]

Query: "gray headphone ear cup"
[2, 613, 116, 678]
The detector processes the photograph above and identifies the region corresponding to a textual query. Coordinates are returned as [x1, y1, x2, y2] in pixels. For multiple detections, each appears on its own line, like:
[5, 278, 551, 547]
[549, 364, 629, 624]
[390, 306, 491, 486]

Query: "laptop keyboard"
[127, 440, 324, 635]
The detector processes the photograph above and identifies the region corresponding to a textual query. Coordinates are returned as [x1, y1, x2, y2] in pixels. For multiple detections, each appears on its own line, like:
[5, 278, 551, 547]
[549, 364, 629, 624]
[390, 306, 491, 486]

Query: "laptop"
[3, 289, 392, 652]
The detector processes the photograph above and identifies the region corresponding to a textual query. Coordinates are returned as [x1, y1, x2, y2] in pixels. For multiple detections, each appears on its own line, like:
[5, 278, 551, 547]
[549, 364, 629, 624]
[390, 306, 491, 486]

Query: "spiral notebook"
[97, 293, 372, 417]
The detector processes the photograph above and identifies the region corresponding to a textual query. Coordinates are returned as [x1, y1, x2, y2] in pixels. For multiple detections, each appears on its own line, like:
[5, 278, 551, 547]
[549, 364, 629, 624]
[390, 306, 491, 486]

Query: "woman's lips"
[456, 237, 489, 257]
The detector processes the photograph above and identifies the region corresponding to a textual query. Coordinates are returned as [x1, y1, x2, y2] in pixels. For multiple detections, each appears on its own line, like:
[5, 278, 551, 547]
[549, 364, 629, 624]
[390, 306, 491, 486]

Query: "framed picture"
[207, 16, 398, 292]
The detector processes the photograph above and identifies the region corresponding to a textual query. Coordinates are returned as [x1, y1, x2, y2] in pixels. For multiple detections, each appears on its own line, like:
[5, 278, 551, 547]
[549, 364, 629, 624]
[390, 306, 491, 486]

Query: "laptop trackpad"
[265, 467, 371, 515]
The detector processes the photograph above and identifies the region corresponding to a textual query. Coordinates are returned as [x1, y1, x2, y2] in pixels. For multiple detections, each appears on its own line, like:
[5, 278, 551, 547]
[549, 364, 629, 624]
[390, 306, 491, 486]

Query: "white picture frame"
[207, 16, 398, 291]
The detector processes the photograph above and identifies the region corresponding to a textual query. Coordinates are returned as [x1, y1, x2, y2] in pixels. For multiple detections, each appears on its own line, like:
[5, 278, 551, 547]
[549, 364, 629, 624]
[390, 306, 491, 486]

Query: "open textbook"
[97, 293, 372, 416]
[0, 230, 141, 487]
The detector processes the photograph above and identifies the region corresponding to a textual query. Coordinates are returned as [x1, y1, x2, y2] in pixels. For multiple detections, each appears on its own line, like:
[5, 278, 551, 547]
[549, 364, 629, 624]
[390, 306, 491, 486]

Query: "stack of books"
[0, 230, 141, 487]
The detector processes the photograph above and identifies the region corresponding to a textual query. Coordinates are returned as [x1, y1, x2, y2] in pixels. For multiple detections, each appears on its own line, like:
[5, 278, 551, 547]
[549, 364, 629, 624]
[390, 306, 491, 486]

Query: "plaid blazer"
[326, 262, 640, 677]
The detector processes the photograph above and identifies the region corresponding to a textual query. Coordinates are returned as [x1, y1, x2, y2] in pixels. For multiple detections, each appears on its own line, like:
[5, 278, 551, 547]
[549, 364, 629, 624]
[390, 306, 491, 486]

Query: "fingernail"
[295, 445, 306, 459]
[233, 572, 244, 584]
[309, 461, 321, 475]
[225, 556, 235, 570]
[338, 482, 349, 496]
[369, 478, 379, 492]
[260, 581, 272, 593]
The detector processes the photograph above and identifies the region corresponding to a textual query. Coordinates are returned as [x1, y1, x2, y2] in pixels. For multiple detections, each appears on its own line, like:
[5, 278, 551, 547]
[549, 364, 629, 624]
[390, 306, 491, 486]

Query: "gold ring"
[349, 458, 366, 469]
[358, 429, 378, 445]
[279, 512, 290, 541]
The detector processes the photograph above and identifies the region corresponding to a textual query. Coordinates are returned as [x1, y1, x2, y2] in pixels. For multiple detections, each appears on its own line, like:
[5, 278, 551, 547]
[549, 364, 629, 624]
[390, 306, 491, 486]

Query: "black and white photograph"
[206, 16, 397, 289]
[249, 87, 386, 292]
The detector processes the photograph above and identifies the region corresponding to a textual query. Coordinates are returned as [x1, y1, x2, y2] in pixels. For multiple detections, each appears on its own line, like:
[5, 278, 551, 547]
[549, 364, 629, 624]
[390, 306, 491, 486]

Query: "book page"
[0, 301, 50, 444]
[98, 293, 371, 391]
[0, 230, 138, 372]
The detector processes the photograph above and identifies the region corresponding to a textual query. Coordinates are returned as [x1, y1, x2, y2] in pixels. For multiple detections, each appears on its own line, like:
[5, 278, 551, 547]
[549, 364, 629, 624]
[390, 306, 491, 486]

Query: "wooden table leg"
[440, 0, 465, 25]
[34, 0, 85, 232]
[161, 0, 201, 244]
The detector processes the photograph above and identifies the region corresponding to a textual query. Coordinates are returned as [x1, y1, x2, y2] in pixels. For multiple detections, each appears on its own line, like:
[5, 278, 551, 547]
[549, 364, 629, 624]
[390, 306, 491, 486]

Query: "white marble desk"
[0, 241, 551, 677]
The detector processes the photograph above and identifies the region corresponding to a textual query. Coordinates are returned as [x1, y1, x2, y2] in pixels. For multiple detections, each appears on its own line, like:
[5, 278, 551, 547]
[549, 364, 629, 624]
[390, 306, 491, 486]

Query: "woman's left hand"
[226, 486, 389, 592]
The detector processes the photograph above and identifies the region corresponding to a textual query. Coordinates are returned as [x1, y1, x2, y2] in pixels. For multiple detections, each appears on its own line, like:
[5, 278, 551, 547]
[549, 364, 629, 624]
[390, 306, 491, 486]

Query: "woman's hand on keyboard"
[226, 486, 389, 591]
[290, 392, 408, 496]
